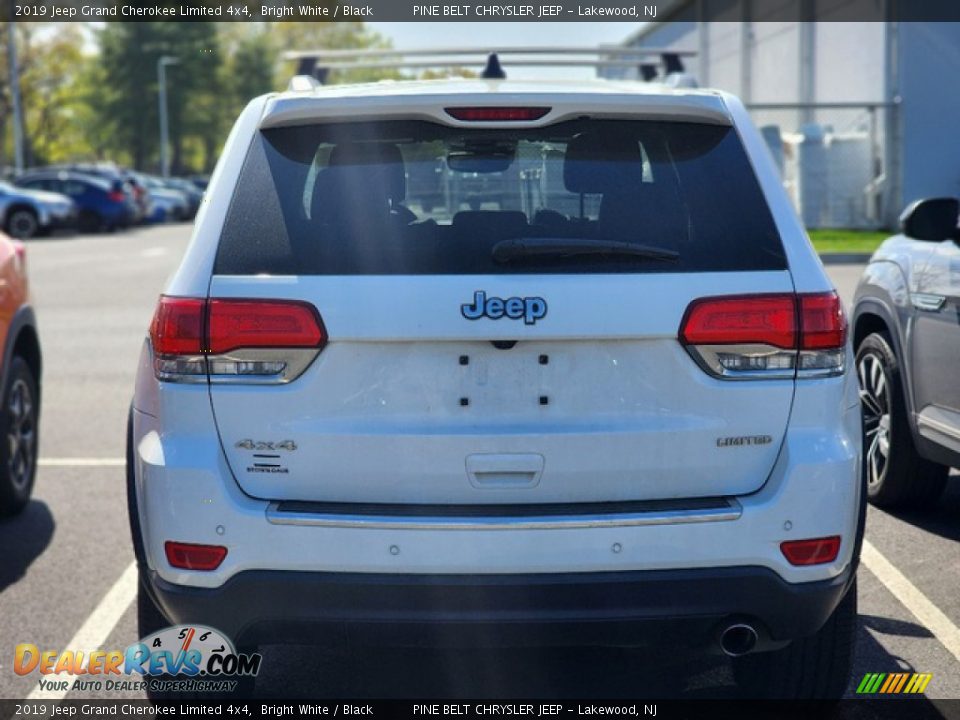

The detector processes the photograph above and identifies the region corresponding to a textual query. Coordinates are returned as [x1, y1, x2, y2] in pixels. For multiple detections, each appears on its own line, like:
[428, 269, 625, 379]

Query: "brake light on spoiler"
[679, 292, 847, 379]
[149, 296, 326, 384]
[444, 107, 551, 121]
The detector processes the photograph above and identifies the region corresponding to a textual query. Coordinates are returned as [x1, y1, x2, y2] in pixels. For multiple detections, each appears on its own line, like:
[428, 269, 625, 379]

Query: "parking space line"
[861, 539, 960, 665]
[26, 562, 138, 701]
[38, 458, 125, 467]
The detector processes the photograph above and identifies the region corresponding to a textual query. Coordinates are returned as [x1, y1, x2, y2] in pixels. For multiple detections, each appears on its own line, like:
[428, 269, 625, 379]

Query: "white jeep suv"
[128, 75, 863, 698]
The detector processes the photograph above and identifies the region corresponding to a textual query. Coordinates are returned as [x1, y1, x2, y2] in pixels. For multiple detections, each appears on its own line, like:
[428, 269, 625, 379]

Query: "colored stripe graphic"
[905, 673, 933, 694]
[892, 673, 910, 693]
[858, 672, 932, 694]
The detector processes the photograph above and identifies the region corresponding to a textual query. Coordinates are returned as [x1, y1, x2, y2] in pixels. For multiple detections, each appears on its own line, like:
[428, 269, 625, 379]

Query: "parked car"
[0, 230, 42, 517]
[62, 163, 149, 224]
[853, 197, 960, 508]
[0, 180, 76, 239]
[129, 75, 862, 699]
[135, 174, 191, 222]
[160, 177, 203, 218]
[15, 171, 136, 232]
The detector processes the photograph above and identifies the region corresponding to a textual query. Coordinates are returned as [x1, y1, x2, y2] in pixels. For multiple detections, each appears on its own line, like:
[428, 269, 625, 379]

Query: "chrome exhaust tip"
[720, 623, 759, 657]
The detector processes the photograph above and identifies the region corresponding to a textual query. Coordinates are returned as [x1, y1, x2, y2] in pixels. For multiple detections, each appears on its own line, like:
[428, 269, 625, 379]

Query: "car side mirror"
[899, 197, 960, 242]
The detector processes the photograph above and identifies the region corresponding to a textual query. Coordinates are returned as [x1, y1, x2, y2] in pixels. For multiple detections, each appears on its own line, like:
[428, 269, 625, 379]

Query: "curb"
[818, 253, 872, 265]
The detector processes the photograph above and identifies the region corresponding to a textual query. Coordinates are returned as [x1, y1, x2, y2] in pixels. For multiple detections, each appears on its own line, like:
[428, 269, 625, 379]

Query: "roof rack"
[282, 47, 696, 86]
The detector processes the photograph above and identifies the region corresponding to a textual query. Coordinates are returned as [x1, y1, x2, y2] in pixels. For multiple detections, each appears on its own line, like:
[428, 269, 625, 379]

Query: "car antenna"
[482, 53, 506, 80]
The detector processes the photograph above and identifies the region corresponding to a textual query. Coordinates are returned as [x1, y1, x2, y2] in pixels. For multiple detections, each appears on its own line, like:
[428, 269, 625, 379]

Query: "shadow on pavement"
[246, 604, 923, 701]
[860, 614, 935, 640]
[879, 475, 960, 543]
[0, 500, 55, 593]
[845, 621, 949, 718]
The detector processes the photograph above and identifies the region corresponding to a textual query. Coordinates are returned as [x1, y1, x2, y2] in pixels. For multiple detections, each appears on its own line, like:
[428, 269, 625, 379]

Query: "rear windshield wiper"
[492, 237, 680, 264]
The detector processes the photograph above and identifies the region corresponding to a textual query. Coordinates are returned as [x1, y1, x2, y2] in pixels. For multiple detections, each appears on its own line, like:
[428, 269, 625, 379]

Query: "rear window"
[215, 119, 786, 275]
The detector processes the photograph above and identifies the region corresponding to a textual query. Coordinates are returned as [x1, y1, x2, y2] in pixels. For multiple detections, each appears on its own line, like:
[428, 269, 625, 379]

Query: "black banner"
[2, 700, 960, 720]
[6, 0, 960, 22]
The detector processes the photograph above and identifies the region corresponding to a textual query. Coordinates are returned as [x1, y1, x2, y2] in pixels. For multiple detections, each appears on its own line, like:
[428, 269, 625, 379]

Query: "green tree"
[96, 22, 222, 173]
[18, 24, 94, 165]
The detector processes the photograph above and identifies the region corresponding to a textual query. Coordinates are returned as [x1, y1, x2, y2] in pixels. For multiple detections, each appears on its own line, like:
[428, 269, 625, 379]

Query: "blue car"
[15, 170, 137, 233]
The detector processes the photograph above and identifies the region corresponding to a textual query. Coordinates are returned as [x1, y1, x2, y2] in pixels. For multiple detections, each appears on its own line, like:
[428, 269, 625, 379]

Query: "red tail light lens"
[150, 297, 204, 355]
[108, 190, 126, 203]
[445, 107, 551, 121]
[208, 299, 325, 354]
[799, 292, 847, 349]
[780, 536, 841, 566]
[680, 295, 797, 349]
[165, 541, 227, 571]
[149, 296, 326, 383]
[679, 292, 847, 379]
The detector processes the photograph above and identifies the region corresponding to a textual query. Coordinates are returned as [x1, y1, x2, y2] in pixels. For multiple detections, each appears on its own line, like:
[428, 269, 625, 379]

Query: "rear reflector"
[208, 299, 325, 354]
[444, 107, 551, 121]
[165, 541, 227, 571]
[780, 536, 841, 566]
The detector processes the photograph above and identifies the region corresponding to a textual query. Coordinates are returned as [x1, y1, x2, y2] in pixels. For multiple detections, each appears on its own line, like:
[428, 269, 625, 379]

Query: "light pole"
[7, 22, 25, 172]
[157, 56, 179, 177]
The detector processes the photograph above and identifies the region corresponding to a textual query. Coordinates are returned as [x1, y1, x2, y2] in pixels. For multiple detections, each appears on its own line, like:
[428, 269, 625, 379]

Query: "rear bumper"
[144, 564, 854, 651]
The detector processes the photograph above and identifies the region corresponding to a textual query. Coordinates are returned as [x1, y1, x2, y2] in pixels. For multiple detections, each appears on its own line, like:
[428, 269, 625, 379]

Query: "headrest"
[327, 142, 406, 201]
[563, 133, 645, 194]
[452, 211, 528, 237]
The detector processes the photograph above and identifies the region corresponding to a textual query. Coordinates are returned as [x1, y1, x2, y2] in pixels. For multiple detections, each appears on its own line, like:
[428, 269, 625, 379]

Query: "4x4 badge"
[461, 291, 547, 325]
[235, 439, 297, 452]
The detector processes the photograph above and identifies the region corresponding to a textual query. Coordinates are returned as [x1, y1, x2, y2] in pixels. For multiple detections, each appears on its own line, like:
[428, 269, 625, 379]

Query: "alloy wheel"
[858, 353, 890, 489]
[6, 378, 35, 492]
[8, 210, 38, 239]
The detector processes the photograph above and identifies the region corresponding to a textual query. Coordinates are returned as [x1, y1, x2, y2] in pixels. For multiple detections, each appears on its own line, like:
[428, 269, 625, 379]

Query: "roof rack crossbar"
[298, 59, 690, 71]
[282, 46, 697, 62]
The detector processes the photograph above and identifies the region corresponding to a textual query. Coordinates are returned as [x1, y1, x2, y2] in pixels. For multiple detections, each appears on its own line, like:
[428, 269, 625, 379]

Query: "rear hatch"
[204, 113, 794, 504]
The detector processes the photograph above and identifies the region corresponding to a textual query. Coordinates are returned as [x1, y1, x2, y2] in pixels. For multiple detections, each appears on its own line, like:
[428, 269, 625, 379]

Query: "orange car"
[0, 231, 41, 517]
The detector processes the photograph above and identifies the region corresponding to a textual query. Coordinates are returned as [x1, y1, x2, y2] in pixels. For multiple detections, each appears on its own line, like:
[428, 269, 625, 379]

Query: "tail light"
[165, 541, 227, 571]
[679, 292, 846, 379]
[108, 190, 126, 203]
[149, 296, 326, 383]
[780, 536, 841, 566]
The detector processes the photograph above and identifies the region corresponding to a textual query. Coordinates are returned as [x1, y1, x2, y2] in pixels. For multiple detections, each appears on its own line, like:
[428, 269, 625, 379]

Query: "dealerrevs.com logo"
[14, 625, 261, 695]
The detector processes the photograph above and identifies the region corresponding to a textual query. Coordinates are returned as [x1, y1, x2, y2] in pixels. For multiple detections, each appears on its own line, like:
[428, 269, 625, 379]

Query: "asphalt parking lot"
[0, 224, 958, 709]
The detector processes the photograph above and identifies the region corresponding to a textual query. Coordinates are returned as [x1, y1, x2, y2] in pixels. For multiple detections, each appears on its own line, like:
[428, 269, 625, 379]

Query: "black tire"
[855, 332, 947, 508]
[138, 571, 169, 639]
[0, 356, 39, 518]
[5, 207, 39, 239]
[733, 579, 857, 699]
[77, 210, 103, 233]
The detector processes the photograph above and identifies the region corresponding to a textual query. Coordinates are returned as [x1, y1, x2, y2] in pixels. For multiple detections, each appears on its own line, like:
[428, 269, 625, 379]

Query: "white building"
[604, 3, 960, 229]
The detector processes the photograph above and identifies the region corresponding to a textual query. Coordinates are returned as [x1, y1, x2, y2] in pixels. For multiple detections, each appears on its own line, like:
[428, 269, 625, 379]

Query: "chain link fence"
[748, 103, 896, 230]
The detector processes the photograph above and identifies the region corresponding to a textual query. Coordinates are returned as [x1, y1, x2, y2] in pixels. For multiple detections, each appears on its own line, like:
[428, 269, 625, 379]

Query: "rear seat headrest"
[563, 133, 645, 194]
[328, 142, 406, 201]
[452, 211, 528, 237]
